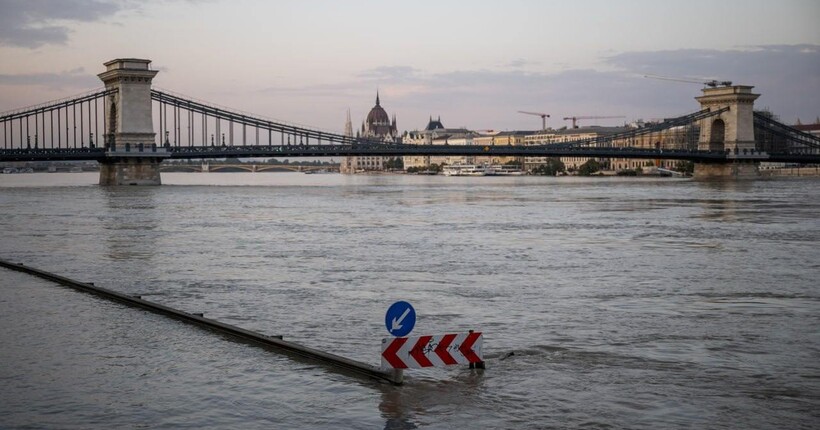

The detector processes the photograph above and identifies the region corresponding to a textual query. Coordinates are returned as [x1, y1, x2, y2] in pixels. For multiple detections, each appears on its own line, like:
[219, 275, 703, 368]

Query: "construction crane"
[644, 74, 732, 88]
[562, 116, 625, 129]
[517, 111, 550, 130]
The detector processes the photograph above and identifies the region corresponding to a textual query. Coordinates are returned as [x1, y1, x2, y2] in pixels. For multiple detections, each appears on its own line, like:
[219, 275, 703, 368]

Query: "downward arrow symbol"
[391, 307, 411, 333]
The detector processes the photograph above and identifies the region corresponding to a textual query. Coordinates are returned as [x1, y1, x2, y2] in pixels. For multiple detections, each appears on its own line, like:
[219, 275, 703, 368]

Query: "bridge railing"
[753, 112, 820, 155]
[1, 88, 116, 152]
[536, 107, 728, 150]
[151, 89, 375, 149]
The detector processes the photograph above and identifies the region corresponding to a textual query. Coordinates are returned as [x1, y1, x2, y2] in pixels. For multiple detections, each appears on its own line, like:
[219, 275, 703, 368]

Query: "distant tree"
[384, 157, 404, 170]
[674, 160, 694, 174]
[406, 163, 441, 173]
[577, 159, 601, 176]
[532, 158, 565, 176]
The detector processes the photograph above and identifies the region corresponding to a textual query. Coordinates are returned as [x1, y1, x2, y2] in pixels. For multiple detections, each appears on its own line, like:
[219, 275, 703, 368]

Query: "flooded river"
[1, 172, 818, 429]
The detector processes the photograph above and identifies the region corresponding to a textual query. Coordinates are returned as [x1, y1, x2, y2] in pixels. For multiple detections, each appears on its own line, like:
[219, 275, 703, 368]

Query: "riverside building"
[523, 122, 699, 173]
[472, 130, 531, 167]
[402, 117, 474, 169]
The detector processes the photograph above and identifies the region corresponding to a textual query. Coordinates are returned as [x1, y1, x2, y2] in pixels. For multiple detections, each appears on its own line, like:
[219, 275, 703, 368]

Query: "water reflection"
[102, 187, 159, 262]
[378, 370, 486, 430]
[695, 177, 757, 193]
[694, 198, 740, 222]
[379, 386, 419, 430]
[692, 179, 758, 222]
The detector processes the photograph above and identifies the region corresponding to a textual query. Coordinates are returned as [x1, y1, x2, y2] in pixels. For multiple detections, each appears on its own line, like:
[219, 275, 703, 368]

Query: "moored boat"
[485, 165, 526, 176]
[442, 164, 487, 176]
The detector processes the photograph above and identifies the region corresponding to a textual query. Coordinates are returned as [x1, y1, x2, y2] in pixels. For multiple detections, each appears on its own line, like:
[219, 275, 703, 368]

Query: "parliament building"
[340, 92, 398, 174]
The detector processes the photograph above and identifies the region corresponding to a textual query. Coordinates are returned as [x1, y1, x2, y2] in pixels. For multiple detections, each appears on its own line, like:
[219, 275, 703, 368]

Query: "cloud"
[606, 45, 820, 81]
[0, 68, 99, 89]
[39, 43, 805, 132]
[502, 58, 540, 69]
[357, 66, 419, 82]
[360, 45, 819, 129]
[188, 44, 820, 132]
[259, 67, 647, 130]
[0, 0, 126, 48]
[606, 45, 820, 122]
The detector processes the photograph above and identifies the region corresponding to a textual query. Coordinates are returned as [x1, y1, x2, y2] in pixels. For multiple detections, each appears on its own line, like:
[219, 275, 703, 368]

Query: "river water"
[0, 172, 818, 429]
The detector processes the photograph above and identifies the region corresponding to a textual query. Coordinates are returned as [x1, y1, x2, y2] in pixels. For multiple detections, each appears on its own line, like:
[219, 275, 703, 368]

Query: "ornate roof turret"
[425, 116, 445, 131]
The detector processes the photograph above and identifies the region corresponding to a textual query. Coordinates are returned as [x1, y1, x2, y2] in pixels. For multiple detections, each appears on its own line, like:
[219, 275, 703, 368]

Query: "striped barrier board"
[381, 332, 483, 369]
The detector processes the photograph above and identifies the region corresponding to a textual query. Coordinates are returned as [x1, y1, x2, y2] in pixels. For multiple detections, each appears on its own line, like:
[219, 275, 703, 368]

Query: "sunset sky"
[1, 0, 818, 133]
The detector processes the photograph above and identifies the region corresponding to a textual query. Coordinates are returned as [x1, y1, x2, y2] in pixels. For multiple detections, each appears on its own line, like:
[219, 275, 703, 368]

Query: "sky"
[0, 0, 818, 133]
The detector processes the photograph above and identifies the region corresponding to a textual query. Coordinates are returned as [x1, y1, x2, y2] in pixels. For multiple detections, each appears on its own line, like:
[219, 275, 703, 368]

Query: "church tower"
[344, 109, 354, 137]
[340, 109, 355, 174]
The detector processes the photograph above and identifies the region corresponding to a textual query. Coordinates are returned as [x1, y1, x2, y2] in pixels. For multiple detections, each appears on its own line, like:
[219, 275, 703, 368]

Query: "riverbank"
[761, 166, 820, 176]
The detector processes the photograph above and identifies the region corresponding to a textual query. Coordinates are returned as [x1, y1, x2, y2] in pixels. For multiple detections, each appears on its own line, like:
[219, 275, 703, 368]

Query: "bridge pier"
[99, 157, 164, 185]
[694, 161, 760, 180]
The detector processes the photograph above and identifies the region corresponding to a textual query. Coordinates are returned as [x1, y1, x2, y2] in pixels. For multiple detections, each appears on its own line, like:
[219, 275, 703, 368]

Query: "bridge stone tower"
[694, 85, 762, 179]
[97, 59, 167, 185]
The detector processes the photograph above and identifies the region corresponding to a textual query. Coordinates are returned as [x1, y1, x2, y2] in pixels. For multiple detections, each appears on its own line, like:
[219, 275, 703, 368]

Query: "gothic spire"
[344, 109, 353, 137]
[376, 90, 380, 106]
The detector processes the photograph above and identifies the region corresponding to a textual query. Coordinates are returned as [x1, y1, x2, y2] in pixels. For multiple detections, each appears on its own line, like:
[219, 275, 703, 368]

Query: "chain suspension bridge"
[1, 58, 818, 184]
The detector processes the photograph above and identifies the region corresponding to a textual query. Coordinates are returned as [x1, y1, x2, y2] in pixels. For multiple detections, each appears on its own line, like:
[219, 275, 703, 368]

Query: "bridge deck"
[0, 144, 769, 163]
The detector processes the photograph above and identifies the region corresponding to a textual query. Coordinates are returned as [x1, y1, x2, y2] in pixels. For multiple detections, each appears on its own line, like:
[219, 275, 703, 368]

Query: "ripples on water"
[1, 172, 819, 429]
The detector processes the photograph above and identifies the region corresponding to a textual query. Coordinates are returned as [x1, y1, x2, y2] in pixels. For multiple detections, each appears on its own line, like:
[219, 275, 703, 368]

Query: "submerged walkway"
[0, 259, 402, 385]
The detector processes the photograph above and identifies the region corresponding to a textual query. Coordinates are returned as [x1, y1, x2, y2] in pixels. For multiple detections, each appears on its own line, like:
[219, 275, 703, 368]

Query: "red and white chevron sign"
[381, 332, 483, 369]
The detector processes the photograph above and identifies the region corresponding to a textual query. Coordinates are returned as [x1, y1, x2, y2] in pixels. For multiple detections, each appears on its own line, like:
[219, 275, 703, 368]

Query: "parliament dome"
[366, 92, 391, 125]
[361, 91, 397, 139]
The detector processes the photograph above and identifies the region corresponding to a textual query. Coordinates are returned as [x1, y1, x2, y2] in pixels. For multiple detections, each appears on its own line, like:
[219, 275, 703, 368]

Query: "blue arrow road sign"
[385, 301, 416, 337]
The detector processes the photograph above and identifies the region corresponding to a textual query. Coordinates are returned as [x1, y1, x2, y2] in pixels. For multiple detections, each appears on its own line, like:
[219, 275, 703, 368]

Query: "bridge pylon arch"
[96, 59, 167, 185]
[694, 85, 762, 179]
